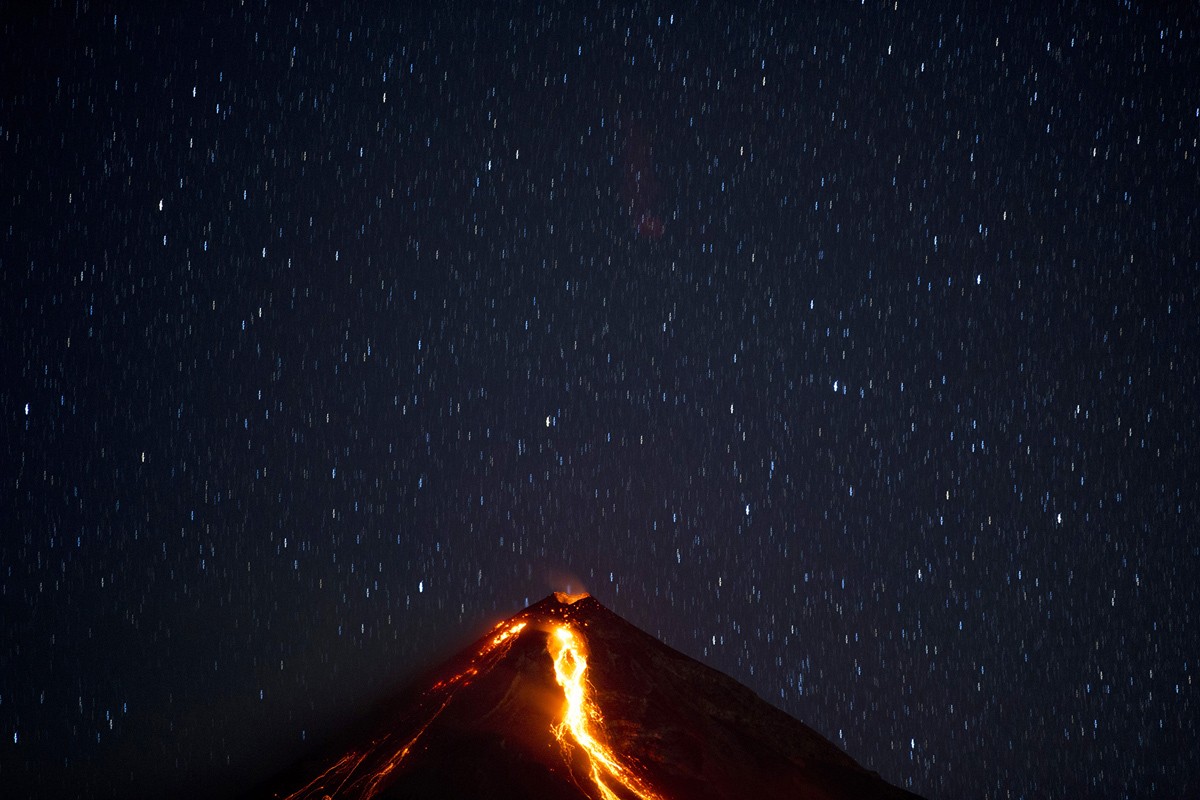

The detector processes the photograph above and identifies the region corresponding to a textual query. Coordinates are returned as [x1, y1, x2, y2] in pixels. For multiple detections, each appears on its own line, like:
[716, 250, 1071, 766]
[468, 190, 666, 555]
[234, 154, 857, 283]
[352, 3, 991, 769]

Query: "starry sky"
[3, 2, 1197, 798]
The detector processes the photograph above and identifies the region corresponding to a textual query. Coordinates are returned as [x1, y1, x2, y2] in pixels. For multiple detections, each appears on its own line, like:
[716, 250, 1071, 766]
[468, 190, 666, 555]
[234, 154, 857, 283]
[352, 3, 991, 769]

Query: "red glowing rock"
[256, 593, 923, 800]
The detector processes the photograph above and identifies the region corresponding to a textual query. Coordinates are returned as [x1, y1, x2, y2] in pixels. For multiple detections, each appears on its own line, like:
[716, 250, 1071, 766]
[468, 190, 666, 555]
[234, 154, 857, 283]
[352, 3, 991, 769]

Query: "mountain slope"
[256, 592, 923, 800]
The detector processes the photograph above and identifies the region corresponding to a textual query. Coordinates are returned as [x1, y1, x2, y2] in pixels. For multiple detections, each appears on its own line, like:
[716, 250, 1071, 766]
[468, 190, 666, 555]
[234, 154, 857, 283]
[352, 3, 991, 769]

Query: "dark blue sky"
[3, 2, 1196, 798]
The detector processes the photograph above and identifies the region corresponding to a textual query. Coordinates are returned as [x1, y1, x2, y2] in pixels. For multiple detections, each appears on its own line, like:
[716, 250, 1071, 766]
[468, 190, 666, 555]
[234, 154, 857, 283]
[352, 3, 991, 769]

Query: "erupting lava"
[264, 592, 923, 800]
[549, 625, 664, 800]
[276, 603, 665, 800]
[279, 620, 529, 800]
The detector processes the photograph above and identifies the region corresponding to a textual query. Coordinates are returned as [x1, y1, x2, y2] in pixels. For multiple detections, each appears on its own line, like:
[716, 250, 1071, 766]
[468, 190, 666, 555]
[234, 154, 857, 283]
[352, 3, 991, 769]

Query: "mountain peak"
[259, 594, 923, 799]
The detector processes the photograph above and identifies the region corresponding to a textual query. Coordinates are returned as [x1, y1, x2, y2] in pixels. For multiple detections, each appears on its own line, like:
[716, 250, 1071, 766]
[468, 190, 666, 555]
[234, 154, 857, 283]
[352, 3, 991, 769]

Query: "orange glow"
[281, 620, 527, 800]
[281, 612, 668, 800]
[277, 749, 369, 800]
[549, 625, 664, 800]
[492, 620, 527, 646]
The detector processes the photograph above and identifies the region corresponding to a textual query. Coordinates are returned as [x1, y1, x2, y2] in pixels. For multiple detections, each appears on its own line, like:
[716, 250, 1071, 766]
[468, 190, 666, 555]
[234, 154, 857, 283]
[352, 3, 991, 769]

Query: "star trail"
[3, 3, 1197, 798]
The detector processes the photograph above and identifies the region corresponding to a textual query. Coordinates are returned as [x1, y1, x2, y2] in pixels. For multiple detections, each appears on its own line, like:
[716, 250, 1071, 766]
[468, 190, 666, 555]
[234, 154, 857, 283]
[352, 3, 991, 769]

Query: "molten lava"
[265, 593, 922, 800]
[280, 620, 527, 800]
[276, 602, 666, 799]
[549, 625, 665, 800]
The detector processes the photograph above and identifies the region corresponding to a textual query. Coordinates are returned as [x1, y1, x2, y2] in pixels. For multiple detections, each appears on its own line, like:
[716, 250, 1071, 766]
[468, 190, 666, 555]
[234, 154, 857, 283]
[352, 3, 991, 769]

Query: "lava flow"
[549, 625, 664, 800]
[264, 592, 922, 800]
[279, 619, 528, 800]
[274, 598, 665, 800]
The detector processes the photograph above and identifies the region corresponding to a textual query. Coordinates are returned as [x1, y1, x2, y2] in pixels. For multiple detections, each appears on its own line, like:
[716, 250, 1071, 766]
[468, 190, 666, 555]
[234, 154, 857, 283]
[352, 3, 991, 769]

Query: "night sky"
[3, 2, 1197, 798]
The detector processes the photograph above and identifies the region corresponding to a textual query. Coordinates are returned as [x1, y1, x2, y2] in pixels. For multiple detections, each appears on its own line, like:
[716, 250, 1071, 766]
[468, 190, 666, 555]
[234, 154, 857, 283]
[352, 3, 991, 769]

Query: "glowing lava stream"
[549, 626, 665, 800]
[281, 620, 528, 800]
[282, 615, 665, 800]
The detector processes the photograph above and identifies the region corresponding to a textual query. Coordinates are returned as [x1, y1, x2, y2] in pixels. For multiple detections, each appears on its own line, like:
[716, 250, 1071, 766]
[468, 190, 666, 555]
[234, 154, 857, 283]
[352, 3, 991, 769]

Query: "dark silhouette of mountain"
[252, 592, 924, 800]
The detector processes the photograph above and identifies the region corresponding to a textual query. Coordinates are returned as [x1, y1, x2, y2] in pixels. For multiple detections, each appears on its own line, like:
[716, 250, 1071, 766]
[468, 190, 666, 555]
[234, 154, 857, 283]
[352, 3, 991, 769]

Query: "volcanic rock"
[254, 592, 923, 800]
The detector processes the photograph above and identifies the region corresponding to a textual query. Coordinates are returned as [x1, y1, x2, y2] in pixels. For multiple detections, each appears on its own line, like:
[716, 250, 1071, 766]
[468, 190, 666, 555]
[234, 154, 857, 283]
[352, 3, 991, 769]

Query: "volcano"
[255, 593, 923, 800]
